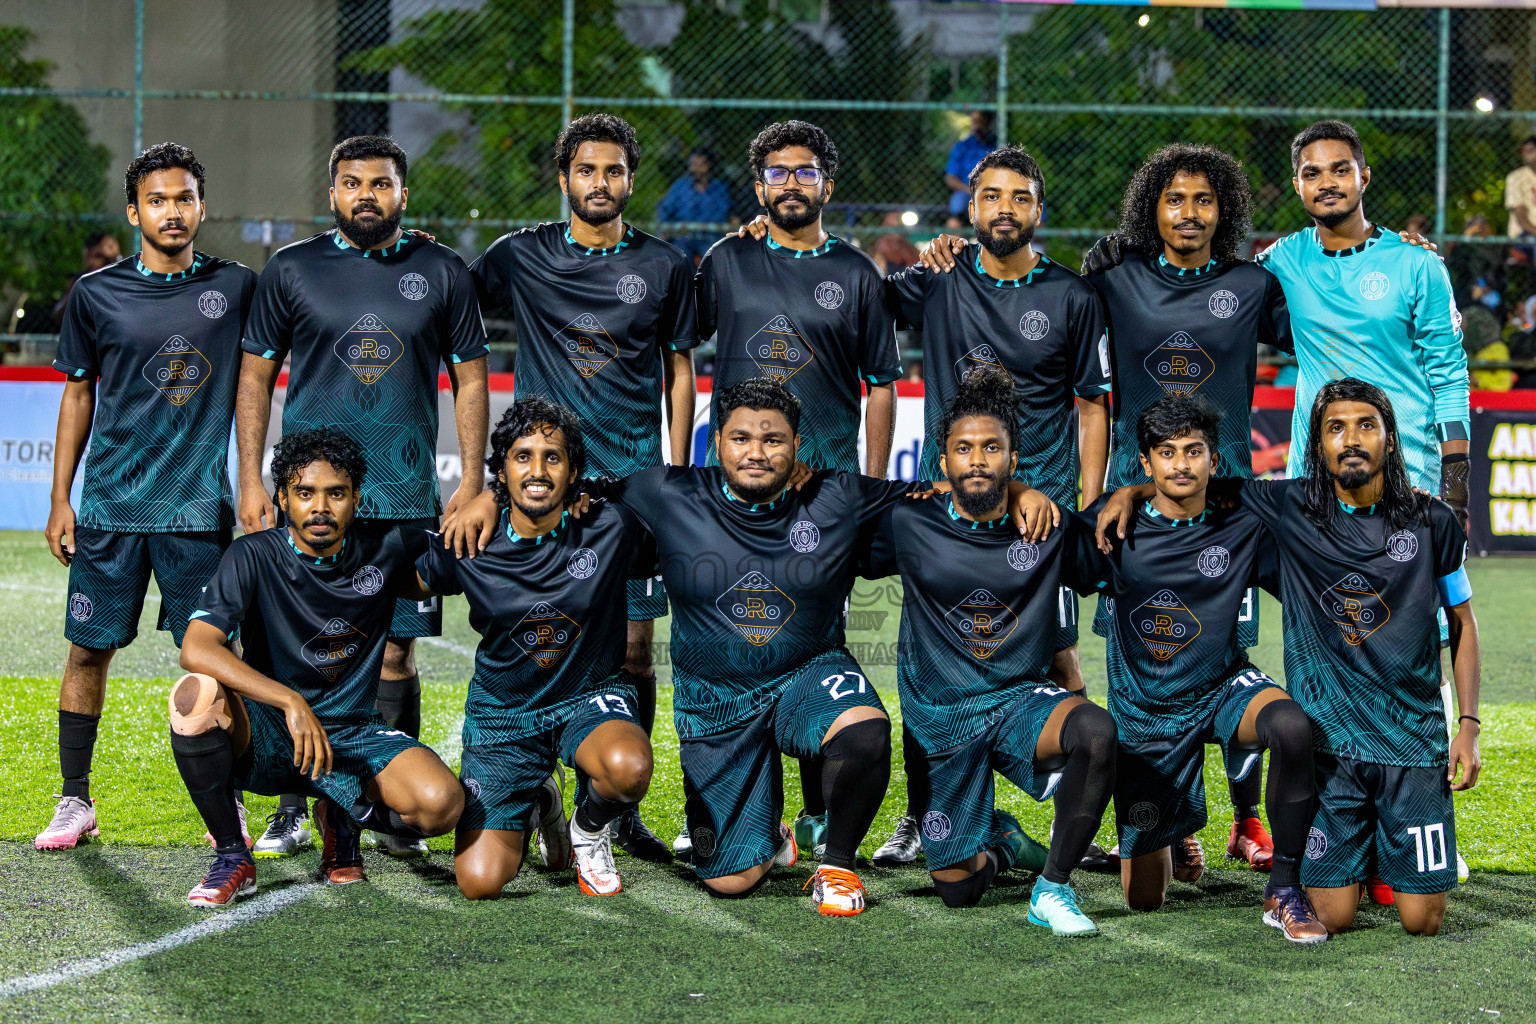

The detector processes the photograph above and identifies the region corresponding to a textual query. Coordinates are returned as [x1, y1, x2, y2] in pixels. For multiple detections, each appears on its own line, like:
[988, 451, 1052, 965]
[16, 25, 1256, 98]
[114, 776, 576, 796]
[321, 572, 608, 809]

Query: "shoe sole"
[35, 824, 101, 850]
[253, 846, 309, 859]
[188, 881, 257, 907]
[1263, 909, 1328, 944]
[871, 852, 918, 867]
[577, 875, 623, 897]
[381, 847, 429, 859]
[324, 872, 366, 886]
[1227, 840, 1274, 872]
[817, 903, 864, 917]
[1027, 910, 1097, 937]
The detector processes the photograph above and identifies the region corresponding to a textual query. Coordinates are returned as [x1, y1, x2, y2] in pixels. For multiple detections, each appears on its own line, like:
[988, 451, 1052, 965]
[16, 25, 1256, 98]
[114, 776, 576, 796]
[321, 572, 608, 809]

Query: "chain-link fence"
[4, 0, 1536, 368]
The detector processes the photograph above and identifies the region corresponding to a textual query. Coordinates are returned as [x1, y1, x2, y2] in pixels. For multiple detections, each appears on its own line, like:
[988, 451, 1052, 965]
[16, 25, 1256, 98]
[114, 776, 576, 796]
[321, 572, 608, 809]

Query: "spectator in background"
[1504, 136, 1536, 239]
[943, 111, 996, 228]
[870, 231, 920, 276]
[656, 147, 735, 264]
[1447, 214, 1502, 312]
[49, 231, 122, 328]
[904, 358, 923, 382]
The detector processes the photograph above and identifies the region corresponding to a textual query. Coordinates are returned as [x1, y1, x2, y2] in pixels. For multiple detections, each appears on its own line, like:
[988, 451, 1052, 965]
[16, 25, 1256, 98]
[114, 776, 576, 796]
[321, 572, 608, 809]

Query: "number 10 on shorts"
[1407, 822, 1449, 873]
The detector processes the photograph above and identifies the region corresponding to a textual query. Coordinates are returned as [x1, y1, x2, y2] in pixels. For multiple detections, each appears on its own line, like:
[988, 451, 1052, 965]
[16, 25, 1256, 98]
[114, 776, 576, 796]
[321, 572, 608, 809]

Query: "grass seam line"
[0, 881, 320, 999]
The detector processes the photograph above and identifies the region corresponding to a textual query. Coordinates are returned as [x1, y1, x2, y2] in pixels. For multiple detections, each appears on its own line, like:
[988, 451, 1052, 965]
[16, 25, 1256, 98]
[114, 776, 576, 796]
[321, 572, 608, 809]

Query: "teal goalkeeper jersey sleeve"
[1258, 227, 1469, 492]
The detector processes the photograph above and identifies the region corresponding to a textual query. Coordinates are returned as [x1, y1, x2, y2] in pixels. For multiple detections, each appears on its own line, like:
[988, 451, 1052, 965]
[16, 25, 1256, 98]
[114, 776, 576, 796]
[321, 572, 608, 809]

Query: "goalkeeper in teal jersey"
[1256, 120, 1470, 520]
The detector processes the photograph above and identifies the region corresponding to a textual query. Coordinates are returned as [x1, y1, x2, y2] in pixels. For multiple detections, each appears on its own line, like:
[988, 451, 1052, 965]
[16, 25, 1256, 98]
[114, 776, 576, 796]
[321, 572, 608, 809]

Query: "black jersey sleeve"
[661, 250, 701, 352]
[1429, 500, 1472, 607]
[615, 502, 662, 579]
[856, 271, 902, 386]
[1260, 267, 1293, 355]
[190, 541, 258, 638]
[694, 245, 721, 342]
[882, 267, 927, 330]
[51, 284, 99, 379]
[845, 472, 925, 525]
[1070, 286, 1112, 398]
[414, 535, 463, 596]
[441, 255, 489, 363]
[587, 466, 672, 530]
[1237, 477, 1291, 529]
[857, 503, 901, 580]
[468, 235, 514, 320]
[1061, 507, 1112, 595]
[241, 259, 294, 359]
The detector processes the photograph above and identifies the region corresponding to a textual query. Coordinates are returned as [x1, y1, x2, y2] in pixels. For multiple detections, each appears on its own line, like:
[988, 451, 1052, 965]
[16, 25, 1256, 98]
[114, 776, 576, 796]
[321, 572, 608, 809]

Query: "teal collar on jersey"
[721, 481, 790, 512]
[506, 507, 570, 546]
[1338, 498, 1379, 515]
[1320, 225, 1382, 258]
[286, 531, 347, 565]
[972, 250, 1049, 288]
[135, 252, 206, 281]
[332, 230, 410, 258]
[1157, 253, 1217, 277]
[765, 233, 837, 258]
[1143, 500, 1210, 526]
[565, 223, 634, 257]
[946, 495, 1008, 529]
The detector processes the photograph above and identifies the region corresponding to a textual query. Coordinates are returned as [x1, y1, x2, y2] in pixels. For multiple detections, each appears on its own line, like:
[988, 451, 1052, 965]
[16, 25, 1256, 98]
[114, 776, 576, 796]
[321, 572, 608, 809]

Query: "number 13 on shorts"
[589, 693, 633, 717]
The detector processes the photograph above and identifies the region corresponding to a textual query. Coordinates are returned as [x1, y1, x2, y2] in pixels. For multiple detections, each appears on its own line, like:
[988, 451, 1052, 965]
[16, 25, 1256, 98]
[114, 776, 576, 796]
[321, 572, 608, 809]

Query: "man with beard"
[695, 120, 902, 860]
[172, 428, 463, 905]
[469, 113, 694, 861]
[447, 377, 1058, 914]
[37, 143, 259, 852]
[416, 398, 658, 899]
[1098, 379, 1482, 936]
[869, 146, 1111, 866]
[858, 367, 1117, 934]
[235, 136, 489, 858]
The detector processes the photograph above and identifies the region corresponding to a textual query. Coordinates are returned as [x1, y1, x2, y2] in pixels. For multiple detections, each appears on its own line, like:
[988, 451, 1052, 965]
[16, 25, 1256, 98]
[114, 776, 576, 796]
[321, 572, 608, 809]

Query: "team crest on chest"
[352, 565, 384, 595]
[945, 589, 1018, 659]
[789, 521, 820, 553]
[1359, 272, 1390, 301]
[1208, 289, 1239, 319]
[747, 315, 815, 384]
[303, 618, 367, 682]
[334, 313, 403, 385]
[567, 548, 599, 579]
[1145, 331, 1214, 397]
[1317, 571, 1390, 646]
[1019, 310, 1050, 341]
[198, 290, 227, 318]
[399, 273, 429, 301]
[512, 602, 583, 668]
[1133, 589, 1201, 661]
[556, 313, 617, 378]
[616, 274, 646, 304]
[716, 571, 795, 646]
[142, 335, 213, 406]
[1197, 546, 1230, 578]
[1007, 540, 1039, 572]
[1385, 530, 1419, 563]
[814, 281, 844, 310]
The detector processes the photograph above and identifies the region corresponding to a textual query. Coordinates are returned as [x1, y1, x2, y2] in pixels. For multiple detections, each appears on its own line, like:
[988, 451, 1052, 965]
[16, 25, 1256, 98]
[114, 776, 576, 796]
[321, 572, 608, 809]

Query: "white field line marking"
[418, 636, 474, 659]
[434, 713, 466, 769]
[0, 882, 320, 999]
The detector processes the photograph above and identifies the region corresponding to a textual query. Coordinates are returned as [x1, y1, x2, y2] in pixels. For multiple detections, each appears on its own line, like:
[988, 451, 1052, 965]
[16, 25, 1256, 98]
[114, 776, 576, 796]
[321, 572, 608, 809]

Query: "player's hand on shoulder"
[237, 482, 276, 536]
[45, 497, 76, 566]
[443, 480, 483, 522]
[442, 488, 500, 559]
[917, 234, 968, 273]
[1007, 483, 1060, 542]
[1080, 233, 1130, 276]
[567, 490, 594, 518]
[1399, 229, 1439, 255]
[1095, 484, 1146, 553]
[738, 215, 770, 241]
[406, 227, 437, 243]
[1449, 720, 1480, 792]
[789, 460, 816, 490]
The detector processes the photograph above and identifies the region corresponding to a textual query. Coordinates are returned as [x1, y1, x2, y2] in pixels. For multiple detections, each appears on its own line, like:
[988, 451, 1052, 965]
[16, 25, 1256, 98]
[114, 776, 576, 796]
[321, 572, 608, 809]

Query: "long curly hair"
[1301, 378, 1428, 533]
[1117, 144, 1253, 263]
[487, 396, 586, 508]
[941, 365, 1021, 457]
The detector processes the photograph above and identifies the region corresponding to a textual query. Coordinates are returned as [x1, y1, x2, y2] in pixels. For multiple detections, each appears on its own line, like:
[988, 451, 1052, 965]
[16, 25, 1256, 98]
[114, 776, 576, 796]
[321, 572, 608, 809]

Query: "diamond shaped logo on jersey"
[141, 335, 213, 406]
[1144, 331, 1214, 397]
[334, 313, 403, 385]
[945, 589, 1017, 659]
[748, 315, 814, 384]
[716, 571, 795, 646]
[512, 602, 582, 668]
[1316, 328, 1366, 382]
[302, 617, 367, 682]
[1318, 571, 1390, 646]
[556, 313, 617, 379]
[1133, 589, 1201, 661]
[953, 343, 1014, 387]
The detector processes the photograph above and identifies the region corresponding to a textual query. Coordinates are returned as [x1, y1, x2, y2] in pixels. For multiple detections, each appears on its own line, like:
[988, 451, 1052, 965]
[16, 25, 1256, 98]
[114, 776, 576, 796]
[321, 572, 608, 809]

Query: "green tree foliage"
[0, 25, 111, 300]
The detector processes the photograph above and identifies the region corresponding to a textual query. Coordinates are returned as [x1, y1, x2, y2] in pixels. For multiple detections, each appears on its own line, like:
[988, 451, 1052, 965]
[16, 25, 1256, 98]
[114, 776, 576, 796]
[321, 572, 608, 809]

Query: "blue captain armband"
[1437, 567, 1472, 608]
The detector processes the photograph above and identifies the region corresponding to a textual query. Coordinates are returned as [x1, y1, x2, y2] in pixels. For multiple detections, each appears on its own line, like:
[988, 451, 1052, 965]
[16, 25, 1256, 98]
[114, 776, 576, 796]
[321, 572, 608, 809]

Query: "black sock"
[375, 673, 421, 738]
[169, 729, 245, 855]
[933, 852, 999, 909]
[1042, 703, 1117, 885]
[901, 723, 924, 818]
[59, 710, 100, 800]
[1255, 699, 1315, 888]
[1230, 752, 1263, 821]
[618, 668, 656, 736]
[819, 719, 892, 869]
[278, 793, 309, 816]
[801, 755, 827, 817]
[574, 790, 634, 833]
[352, 800, 429, 839]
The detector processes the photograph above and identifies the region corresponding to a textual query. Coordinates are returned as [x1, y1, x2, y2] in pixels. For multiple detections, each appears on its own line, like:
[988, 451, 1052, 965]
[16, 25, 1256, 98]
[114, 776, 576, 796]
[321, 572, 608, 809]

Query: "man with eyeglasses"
[689, 119, 902, 861]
